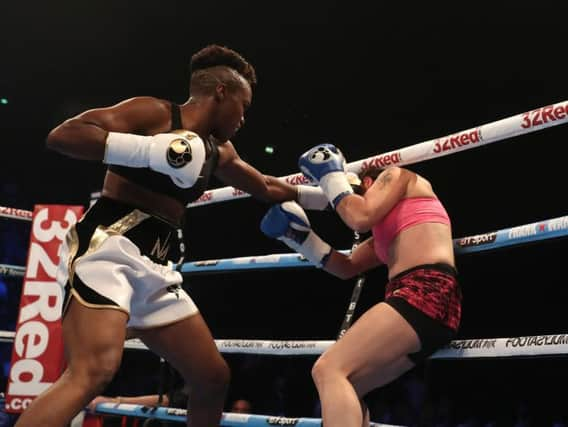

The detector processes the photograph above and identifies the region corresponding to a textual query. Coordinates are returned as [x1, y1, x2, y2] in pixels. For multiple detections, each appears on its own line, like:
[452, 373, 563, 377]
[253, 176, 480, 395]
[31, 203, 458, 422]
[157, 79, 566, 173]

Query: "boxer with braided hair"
[16, 44, 324, 427]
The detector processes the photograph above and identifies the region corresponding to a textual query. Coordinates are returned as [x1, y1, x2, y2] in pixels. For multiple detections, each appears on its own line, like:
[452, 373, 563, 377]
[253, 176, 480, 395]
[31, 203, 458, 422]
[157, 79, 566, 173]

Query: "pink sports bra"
[372, 197, 451, 264]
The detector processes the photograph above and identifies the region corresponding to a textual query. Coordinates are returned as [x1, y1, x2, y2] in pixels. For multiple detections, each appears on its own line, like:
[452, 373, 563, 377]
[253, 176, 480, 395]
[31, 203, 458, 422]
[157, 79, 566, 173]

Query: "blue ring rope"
[178, 215, 568, 274]
[95, 403, 399, 427]
[1, 215, 566, 278]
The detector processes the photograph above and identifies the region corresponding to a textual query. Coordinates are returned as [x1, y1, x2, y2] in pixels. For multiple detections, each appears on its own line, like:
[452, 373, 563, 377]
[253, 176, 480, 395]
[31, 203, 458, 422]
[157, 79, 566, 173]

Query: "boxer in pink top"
[261, 144, 461, 427]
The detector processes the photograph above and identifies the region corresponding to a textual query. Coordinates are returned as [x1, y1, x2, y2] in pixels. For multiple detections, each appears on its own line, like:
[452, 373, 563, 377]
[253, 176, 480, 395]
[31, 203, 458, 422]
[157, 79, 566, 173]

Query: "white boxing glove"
[104, 130, 206, 188]
[296, 185, 330, 210]
[296, 172, 362, 210]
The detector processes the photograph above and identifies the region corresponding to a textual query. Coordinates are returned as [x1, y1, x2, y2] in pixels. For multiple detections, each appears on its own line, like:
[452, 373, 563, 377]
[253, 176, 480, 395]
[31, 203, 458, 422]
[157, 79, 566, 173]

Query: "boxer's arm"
[46, 97, 170, 160]
[337, 167, 412, 232]
[323, 236, 383, 279]
[215, 141, 298, 203]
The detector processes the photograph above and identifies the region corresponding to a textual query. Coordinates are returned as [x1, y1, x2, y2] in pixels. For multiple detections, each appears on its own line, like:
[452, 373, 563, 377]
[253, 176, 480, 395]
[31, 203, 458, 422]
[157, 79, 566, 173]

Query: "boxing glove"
[104, 130, 206, 188]
[260, 201, 332, 267]
[296, 185, 330, 210]
[298, 143, 353, 208]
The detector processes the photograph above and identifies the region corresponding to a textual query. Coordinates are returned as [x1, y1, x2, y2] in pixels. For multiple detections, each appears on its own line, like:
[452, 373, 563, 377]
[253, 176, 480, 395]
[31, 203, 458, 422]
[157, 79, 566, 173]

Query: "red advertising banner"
[5, 205, 84, 413]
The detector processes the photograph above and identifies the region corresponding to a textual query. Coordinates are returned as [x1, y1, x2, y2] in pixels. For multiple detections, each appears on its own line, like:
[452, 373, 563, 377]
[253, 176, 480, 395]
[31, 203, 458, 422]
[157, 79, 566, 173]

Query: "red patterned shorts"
[385, 263, 461, 331]
[384, 263, 461, 362]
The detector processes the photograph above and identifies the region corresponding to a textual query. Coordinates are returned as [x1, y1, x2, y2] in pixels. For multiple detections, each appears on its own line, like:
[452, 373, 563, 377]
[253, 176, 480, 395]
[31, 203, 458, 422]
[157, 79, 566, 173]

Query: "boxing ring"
[1, 100, 568, 425]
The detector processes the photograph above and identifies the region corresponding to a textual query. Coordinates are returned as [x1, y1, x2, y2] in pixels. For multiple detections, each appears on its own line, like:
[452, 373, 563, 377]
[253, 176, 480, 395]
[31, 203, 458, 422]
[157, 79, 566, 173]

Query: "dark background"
[0, 2, 567, 425]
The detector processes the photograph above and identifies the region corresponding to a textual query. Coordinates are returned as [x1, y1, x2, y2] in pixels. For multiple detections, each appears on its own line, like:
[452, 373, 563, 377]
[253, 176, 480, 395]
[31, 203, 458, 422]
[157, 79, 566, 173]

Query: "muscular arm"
[335, 167, 413, 233]
[46, 97, 170, 160]
[215, 141, 298, 203]
[323, 237, 383, 280]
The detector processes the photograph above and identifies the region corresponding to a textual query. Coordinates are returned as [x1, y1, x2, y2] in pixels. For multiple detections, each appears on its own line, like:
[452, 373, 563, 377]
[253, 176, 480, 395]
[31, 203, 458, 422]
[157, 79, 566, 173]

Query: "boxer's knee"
[185, 356, 230, 400]
[67, 347, 123, 393]
[311, 353, 347, 390]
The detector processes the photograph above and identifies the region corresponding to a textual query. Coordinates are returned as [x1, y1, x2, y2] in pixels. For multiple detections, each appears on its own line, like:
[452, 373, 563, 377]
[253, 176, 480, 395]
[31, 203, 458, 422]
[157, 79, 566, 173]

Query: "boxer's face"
[212, 80, 252, 141]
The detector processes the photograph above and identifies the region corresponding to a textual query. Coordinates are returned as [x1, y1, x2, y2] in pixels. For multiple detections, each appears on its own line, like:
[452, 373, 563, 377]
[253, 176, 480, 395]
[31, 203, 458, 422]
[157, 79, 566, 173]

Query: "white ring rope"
[1, 331, 566, 359]
[188, 100, 568, 207]
[2, 101, 567, 218]
[0, 206, 33, 222]
[128, 334, 568, 359]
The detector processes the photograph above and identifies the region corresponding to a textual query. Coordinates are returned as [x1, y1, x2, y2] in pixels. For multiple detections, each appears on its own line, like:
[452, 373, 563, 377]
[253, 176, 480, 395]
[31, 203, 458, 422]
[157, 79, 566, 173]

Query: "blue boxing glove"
[261, 201, 332, 268]
[298, 143, 354, 208]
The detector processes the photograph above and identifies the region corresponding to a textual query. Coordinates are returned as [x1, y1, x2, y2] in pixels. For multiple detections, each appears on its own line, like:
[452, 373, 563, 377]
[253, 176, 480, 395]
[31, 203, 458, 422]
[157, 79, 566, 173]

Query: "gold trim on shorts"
[70, 288, 130, 316]
[67, 209, 150, 308]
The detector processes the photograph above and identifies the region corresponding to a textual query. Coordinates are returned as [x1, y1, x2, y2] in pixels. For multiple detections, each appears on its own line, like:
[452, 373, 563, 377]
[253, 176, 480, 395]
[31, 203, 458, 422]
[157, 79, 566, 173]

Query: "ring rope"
[94, 402, 404, 427]
[0, 264, 25, 277]
[187, 100, 568, 207]
[1, 331, 567, 359]
[2, 213, 566, 278]
[174, 214, 567, 274]
[2, 101, 567, 219]
[0, 206, 33, 222]
[209, 335, 568, 359]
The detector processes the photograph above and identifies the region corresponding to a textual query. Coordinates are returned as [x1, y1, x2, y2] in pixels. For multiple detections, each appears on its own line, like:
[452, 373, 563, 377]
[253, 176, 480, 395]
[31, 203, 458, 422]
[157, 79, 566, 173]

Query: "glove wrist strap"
[283, 231, 332, 268]
[104, 132, 151, 167]
[320, 172, 354, 208]
[297, 185, 330, 211]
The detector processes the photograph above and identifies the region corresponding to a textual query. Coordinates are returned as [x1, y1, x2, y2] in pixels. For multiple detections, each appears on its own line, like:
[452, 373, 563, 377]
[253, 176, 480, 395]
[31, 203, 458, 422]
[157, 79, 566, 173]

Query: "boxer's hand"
[104, 130, 206, 188]
[298, 143, 353, 208]
[260, 201, 332, 267]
